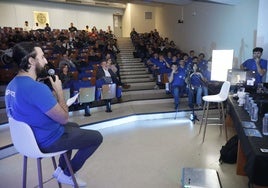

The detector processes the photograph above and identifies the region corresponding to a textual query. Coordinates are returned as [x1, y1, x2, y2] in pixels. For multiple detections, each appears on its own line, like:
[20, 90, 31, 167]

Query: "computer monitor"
[245, 70, 256, 86]
[227, 69, 246, 85]
[227, 69, 256, 86]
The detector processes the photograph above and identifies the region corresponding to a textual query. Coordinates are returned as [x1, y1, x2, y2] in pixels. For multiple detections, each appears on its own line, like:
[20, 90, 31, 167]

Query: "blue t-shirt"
[242, 58, 267, 84]
[170, 67, 186, 87]
[190, 72, 203, 87]
[5, 76, 64, 148]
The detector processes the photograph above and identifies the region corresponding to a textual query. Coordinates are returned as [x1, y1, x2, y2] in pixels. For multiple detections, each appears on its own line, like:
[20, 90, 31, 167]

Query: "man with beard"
[5, 42, 103, 187]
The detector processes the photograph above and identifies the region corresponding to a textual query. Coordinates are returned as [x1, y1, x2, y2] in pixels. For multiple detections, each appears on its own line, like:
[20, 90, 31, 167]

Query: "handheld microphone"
[48, 69, 56, 81]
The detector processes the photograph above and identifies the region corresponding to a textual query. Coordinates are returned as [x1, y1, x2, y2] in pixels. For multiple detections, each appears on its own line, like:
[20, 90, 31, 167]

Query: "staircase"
[116, 37, 172, 101]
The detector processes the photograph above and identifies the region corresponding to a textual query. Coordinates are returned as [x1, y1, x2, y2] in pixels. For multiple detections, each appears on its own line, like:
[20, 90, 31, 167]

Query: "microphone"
[48, 68, 56, 81]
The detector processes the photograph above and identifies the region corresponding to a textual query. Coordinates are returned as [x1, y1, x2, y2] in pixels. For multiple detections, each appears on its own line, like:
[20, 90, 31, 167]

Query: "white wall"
[257, 0, 268, 81]
[0, 0, 123, 31]
[122, 3, 132, 37]
[156, 0, 259, 69]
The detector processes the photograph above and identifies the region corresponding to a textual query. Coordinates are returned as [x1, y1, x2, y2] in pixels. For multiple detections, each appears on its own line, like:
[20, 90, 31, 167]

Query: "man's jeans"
[41, 122, 103, 176]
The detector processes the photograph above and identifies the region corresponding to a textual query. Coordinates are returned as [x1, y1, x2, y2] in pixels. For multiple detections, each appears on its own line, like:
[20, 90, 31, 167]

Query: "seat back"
[79, 86, 96, 103]
[8, 118, 44, 158]
[101, 83, 116, 100]
[218, 81, 231, 100]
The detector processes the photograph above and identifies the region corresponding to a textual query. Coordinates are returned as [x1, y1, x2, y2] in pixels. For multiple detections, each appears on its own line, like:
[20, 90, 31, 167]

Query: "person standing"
[69, 22, 77, 32]
[5, 42, 103, 187]
[23, 21, 31, 32]
[240, 47, 267, 85]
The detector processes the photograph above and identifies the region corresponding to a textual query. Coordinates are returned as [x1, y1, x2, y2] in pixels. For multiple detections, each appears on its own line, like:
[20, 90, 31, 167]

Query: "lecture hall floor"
[0, 98, 249, 188]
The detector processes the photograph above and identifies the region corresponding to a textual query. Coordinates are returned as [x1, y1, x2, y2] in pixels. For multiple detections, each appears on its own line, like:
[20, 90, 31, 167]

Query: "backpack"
[219, 135, 238, 164]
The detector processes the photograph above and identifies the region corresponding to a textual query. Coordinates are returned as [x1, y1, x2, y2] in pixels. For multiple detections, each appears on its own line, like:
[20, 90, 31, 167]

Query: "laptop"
[79, 87, 96, 103]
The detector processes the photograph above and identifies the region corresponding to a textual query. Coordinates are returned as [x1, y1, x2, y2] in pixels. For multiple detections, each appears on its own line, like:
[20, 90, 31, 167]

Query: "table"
[227, 96, 268, 186]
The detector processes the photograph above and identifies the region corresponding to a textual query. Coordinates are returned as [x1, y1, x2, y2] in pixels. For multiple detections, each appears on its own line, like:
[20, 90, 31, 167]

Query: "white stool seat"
[203, 95, 225, 102]
[199, 81, 231, 142]
[9, 118, 79, 188]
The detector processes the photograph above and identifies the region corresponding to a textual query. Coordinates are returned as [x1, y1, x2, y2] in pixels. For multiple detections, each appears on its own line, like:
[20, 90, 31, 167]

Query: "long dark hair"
[12, 42, 37, 72]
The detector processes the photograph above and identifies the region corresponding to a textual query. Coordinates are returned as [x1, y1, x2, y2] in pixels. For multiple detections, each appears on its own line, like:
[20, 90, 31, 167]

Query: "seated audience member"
[5, 42, 103, 187]
[187, 62, 207, 109]
[197, 53, 208, 71]
[152, 54, 171, 89]
[96, 60, 122, 112]
[53, 40, 67, 55]
[58, 63, 73, 89]
[240, 47, 267, 85]
[106, 55, 130, 89]
[59, 53, 76, 70]
[168, 61, 186, 110]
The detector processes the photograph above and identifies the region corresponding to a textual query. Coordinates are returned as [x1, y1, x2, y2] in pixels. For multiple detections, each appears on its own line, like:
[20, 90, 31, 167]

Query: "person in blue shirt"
[168, 61, 186, 110]
[187, 62, 207, 109]
[5, 42, 103, 187]
[240, 47, 267, 85]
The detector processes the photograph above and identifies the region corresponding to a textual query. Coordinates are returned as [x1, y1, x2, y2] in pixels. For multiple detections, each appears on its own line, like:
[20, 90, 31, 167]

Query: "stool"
[8, 118, 79, 188]
[199, 81, 231, 142]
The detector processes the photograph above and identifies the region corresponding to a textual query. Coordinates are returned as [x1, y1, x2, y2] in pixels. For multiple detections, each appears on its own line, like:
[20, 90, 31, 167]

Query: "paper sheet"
[66, 92, 79, 107]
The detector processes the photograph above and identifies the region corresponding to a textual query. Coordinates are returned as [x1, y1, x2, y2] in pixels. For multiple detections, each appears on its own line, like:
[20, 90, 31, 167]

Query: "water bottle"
[247, 97, 253, 113]
[244, 93, 249, 110]
[248, 99, 254, 114]
[250, 103, 258, 122]
[262, 113, 268, 136]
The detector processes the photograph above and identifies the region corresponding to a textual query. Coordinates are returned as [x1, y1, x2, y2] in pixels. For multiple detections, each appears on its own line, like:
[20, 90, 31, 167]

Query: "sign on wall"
[33, 11, 49, 27]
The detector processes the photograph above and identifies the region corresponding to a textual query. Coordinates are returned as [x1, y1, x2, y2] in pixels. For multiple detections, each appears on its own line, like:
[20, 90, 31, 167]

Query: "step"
[121, 74, 150, 79]
[122, 89, 172, 100]
[123, 83, 159, 91]
[121, 70, 148, 76]
[119, 65, 145, 69]
[122, 77, 152, 83]
[120, 68, 147, 72]
[120, 63, 145, 67]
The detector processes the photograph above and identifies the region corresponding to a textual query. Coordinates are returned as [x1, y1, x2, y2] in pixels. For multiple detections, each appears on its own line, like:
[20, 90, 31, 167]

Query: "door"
[113, 14, 122, 38]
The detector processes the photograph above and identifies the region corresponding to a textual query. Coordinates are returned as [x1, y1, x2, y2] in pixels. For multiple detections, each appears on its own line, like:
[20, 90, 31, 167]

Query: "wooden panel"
[236, 141, 247, 176]
[161, 73, 169, 83]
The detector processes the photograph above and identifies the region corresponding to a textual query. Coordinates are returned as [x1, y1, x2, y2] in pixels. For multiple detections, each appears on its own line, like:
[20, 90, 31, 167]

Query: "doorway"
[113, 14, 122, 38]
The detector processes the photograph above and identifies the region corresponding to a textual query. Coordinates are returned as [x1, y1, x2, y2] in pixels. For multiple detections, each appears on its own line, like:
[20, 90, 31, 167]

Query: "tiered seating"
[0, 26, 121, 113]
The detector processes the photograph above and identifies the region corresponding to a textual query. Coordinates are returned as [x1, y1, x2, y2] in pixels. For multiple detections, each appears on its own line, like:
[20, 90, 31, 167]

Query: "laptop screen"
[227, 69, 246, 85]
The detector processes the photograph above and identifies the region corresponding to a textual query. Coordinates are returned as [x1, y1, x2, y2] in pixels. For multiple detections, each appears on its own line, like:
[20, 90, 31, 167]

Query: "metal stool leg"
[220, 102, 228, 141]
[23, 156, 27, 188]
[199, 101, 207, 134]
[63, 153, 78, 188]
[52, 157, 62, 188]
[37, 158, 43, 188]
[202, 101, 210, 142]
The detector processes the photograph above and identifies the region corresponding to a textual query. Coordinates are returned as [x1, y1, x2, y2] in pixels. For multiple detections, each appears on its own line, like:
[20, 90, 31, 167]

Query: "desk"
[227, 96, 268, 186]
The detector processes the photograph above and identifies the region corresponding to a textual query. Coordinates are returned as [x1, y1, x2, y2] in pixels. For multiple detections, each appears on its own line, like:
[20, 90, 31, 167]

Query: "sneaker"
[57, 171, 87, 187]
[154, 85, 159, 90]
[52, 167, 62, 179]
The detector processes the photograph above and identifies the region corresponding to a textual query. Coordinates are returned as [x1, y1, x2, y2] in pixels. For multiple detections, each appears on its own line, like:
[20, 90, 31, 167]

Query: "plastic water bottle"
[244, 93, 249, 110]
[262, 113, 268, 136]
[247, 97, 253, 113]
[250, 103, 258, 122]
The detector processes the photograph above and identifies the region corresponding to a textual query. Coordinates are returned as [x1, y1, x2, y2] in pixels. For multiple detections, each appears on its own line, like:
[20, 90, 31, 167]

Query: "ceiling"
[41, 0, 241, 9]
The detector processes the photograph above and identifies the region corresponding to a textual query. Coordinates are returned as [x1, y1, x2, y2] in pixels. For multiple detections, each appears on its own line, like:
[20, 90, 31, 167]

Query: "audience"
[0, 25, 213, 112]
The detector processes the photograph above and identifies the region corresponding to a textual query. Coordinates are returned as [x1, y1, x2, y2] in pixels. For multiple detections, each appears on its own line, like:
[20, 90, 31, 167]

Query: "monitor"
[227, 69, 246, 85]
[245, 70, 256, 86]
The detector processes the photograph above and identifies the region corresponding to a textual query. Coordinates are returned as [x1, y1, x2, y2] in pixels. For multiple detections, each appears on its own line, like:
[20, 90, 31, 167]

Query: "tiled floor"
[0, 98, 249, 188]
